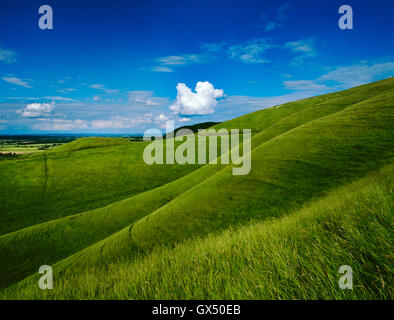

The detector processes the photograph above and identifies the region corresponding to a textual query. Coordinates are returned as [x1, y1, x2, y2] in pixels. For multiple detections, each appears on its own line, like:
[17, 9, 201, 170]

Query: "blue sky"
[0, 0, 393, 133]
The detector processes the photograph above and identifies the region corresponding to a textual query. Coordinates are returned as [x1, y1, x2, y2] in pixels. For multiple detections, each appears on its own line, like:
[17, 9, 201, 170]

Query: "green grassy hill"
[3, 163, 392, 299]
[0, 137, 202, 235]
[49, 136, 130, 152]
[0, 78, 393, 298]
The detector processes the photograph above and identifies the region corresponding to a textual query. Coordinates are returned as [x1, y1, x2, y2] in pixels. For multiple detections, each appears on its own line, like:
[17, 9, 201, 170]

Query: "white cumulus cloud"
[20, 102, 55, 118]
[169, 81, 224, 115]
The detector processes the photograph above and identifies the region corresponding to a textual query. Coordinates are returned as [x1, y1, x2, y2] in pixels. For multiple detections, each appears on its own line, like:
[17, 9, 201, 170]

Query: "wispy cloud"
[33, 115, 153, 131]
[7, 96, 73, 101]
[128, 91, 167, 107]
[89, 83, 119, 94]
[319, 61, 394, 87]
[156, 54, 203, 66]
[145, 36, 316, 71]
[57, 88, 76, 94]
[33, 119, 88, 131]
[2, 76, 32, 88]
[283, 61, 394, 93]
[90, 116, 147, 129]
[199, 42, 227, 52]
[146, 54, 207, 73]
[228, 38, 274, 64]
[284, 80, 329, 92]
[217, 91, 317, 118]
[261, 3, 291, 32]
[145, 66, 173, 73]
[284, 39, 317, 64]
[43, 96, 74, 101]
[0, 48, 17, 64]
[146, 44, 226, 73]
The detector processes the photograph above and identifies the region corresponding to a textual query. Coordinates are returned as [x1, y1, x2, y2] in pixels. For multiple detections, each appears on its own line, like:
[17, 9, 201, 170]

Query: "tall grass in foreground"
[2, 163, 392, 299]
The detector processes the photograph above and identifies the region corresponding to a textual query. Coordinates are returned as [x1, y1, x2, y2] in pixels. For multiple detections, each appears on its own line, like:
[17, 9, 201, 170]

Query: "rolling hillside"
[3, 163, 392, 299]
[0, 78, 393, 299]
[0, 136, 202, 235]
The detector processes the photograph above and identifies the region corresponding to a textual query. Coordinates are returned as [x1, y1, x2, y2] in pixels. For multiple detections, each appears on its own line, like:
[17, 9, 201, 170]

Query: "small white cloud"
[20, 102, 55, 118]
[2, 76, 32, 88]
[170, 81, 224, 115]
[178, 117, 191, 122]
[157, 114, 169, 121]
[0, 48, 17, 64]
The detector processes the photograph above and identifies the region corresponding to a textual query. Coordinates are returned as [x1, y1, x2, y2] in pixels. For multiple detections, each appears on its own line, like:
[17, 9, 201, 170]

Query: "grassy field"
[0, 136, 75, 155]
[2, 163, 391, 299]
[0, 78, 393, 299]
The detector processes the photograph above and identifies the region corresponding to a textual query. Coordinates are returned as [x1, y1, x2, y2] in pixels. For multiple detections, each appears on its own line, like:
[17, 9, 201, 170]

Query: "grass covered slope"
[3, 163, 392, 299]
[6, 78, 391, 292]
[0, 138, 202, 234]
[0, 78, 393, 297]
[50, 137, 130, 152]
[0, 163, 229, 288]
[1, 79, 392, 289]
[212, 77, 394, 135]
[96, 87, 393, 258]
